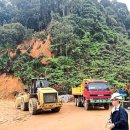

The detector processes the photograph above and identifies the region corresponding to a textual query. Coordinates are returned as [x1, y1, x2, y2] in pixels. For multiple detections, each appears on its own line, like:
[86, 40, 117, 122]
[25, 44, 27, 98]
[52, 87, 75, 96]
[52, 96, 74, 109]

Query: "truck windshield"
[88, 82, 109, 91]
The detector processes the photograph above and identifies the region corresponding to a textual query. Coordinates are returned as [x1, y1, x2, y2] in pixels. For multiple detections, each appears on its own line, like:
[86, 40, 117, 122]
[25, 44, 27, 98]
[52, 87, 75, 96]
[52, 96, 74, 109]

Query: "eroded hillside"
[0, 74, 24, 99]
[0, 35, 52, 99]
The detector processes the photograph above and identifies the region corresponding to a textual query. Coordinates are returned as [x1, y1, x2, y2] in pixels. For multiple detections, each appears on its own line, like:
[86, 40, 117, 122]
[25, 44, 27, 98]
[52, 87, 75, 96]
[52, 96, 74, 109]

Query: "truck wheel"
[74, 98, 78, 106]
[15, 102, 20, 109]
[21, 99, 28, 111]
[104, 104, 109, 110]
[29, 98, 38, 115]
[84, 101, 90, 110]
[77, 98, 82, 107]
[51, 107, 61, 112]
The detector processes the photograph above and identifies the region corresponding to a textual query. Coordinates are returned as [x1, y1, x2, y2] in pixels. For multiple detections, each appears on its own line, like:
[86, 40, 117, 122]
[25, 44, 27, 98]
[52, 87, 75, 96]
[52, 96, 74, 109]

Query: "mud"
[0, 100, 129, 130]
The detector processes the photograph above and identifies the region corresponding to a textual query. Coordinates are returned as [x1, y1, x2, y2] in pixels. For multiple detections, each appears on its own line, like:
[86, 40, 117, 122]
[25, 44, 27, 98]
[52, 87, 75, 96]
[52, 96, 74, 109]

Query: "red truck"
[72, 79, 111, 110]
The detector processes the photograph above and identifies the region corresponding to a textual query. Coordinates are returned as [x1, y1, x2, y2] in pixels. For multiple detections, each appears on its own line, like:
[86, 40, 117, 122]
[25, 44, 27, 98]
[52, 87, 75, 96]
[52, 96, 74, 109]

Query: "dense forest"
[0, 0, 130, 92]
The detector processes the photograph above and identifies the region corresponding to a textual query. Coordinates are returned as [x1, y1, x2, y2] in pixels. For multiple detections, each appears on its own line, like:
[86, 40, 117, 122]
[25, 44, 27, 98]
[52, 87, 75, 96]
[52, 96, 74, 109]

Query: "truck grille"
[44, 93, 57, 103]
[90, 94, 110, 96]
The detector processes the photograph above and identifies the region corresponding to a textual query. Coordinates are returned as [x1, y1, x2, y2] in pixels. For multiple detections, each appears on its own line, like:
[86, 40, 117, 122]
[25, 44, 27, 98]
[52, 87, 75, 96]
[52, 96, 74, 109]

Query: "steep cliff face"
[0, 74, 24, 99]
[17, 35, 52, 64]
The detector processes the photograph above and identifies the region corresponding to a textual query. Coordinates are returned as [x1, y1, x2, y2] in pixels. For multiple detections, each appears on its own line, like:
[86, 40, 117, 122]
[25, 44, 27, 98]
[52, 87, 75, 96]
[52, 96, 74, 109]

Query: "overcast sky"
[117, 0, 130, 11]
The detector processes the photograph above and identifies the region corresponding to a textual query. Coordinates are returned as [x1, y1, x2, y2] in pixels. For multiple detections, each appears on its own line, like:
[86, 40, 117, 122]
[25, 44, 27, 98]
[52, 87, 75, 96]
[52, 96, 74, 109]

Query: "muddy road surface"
[0, 100, 130, 130]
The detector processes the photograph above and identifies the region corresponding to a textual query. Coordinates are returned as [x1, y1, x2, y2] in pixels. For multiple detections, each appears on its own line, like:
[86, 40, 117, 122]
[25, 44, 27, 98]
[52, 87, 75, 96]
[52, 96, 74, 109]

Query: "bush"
[33, 31, 47, 41]
[0, 23, 30, 45]
[93, 32, 104, 42]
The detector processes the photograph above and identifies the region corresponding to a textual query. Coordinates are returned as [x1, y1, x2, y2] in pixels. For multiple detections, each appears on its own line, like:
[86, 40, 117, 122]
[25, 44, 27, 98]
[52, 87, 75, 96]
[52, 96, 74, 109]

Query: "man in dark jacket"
[108, 92, 129, 130]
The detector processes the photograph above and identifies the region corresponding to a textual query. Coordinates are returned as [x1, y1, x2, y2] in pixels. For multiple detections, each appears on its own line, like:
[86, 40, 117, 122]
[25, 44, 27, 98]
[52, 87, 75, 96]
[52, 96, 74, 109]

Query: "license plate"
[98, 95, 104, 96]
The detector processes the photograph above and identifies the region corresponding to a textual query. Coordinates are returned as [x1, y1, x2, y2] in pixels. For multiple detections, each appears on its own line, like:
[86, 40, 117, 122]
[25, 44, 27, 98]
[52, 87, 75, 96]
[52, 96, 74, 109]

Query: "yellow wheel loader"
[15, 78, 62, 115]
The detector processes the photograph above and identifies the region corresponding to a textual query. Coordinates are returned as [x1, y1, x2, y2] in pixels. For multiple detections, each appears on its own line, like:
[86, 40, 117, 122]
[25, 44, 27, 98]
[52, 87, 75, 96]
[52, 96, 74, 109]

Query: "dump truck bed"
[72, 85, 83, 95]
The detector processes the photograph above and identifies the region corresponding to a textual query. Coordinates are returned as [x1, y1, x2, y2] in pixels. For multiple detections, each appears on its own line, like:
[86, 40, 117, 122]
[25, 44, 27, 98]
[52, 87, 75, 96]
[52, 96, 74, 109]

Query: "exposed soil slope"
[17, 35, 52, 64]
[0, 74, 24, 99]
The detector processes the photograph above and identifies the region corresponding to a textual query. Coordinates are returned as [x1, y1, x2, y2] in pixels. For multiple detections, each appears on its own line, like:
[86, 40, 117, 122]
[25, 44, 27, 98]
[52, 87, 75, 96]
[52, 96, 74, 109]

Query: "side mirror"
[85, 83, 88, 90]
[85, 86, 89, 90]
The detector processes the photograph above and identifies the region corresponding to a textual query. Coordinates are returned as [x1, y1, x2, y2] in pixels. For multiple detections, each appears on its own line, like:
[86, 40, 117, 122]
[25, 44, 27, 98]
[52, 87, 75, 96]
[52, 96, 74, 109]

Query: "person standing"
[107, 92, 129, 130]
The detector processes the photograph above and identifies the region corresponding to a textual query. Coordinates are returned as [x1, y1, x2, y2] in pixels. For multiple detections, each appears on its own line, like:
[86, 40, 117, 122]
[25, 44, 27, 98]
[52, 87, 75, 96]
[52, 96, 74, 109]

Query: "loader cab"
[30, 78, 49, 94]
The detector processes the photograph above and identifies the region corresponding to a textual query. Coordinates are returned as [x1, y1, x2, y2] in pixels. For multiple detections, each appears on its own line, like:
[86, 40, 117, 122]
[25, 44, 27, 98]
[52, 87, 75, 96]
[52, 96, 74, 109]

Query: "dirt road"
[0, 100, 130, 130]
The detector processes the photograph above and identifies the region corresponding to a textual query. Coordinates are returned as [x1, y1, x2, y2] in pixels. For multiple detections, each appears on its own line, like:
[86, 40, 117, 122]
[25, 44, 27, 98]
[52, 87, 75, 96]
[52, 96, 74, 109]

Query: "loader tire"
[51, 107, 61, 112]
[21, 99, 28, 111]
[15, 102, 20, 109]
[29, 98, 38, 115]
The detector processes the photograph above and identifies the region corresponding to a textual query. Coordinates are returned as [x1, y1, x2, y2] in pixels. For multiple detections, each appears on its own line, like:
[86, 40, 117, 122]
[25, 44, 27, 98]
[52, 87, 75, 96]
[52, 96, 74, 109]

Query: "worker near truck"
[107, 93, 129, 130]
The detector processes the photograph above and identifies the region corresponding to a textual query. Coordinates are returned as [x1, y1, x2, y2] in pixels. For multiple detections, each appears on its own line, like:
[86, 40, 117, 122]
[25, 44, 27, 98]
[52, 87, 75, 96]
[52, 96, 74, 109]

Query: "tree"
[0, 23, 32, 45]
[0, 0, 14, 25]
[48, 15, 78, 57]
[100, 0, 111, 8]
[0, 52, 10, 73]
[128, 29, 130, 39]
[125, 15, 130, 30]
[12, 53, 45, 85]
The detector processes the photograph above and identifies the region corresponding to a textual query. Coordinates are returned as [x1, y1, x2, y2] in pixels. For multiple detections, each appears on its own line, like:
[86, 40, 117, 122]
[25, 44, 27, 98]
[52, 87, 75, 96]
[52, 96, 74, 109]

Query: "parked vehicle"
[72, 79, 111, 110]
[15, 78, 62, 115]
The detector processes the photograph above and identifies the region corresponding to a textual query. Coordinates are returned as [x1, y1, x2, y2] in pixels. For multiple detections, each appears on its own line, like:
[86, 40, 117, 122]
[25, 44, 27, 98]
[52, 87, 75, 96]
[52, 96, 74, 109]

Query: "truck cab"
[72, 79, 111, 110]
